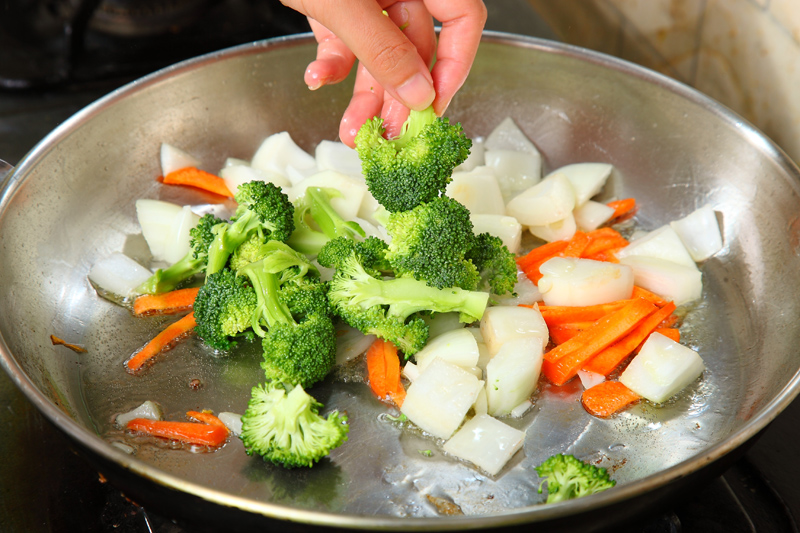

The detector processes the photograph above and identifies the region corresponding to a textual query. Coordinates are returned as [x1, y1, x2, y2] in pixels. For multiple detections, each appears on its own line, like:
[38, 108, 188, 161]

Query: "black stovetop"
[1, 1, 799, 532]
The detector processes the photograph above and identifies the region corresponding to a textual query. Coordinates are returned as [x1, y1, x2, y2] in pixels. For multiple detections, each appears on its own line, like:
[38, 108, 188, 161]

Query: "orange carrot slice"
[631, 286, 670, 307]
[606, 198, 637, 219]
[561, 231, 590, 258]
[366, 338, 406, 406]
[126, 418, 228, 447]
[133, 287, 200, 316]
[538, 299, 634, 327]
[549, 323, 594, 345]
[162, 167, 233, 197]
[652, 327, 680, 343]
[581, 381, 640, 417]
[542, 298, 657, 385]
[186, 410, 229, 430]
[582, 302, 677, 376]
[582, 228, 629, 257]
[125, 312, 197, 372]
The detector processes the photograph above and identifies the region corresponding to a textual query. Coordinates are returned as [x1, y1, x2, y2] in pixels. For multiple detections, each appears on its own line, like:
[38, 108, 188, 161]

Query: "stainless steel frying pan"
[2, 33, 800, 532]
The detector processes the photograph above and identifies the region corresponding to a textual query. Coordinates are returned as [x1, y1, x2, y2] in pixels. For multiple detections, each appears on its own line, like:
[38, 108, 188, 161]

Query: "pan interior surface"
[1, 34, 800, 527]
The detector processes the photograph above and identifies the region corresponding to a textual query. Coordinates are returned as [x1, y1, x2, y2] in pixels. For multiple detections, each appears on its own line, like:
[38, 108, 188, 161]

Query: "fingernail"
[305, 66, 324, 90]
[396, 73, 435, 110]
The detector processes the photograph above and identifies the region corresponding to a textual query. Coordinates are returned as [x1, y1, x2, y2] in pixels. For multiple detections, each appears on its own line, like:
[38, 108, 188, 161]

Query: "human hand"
[280, 0, 487, 147]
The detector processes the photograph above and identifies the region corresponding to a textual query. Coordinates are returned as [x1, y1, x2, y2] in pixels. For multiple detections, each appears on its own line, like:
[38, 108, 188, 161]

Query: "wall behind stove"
[528, 0, 800, 163]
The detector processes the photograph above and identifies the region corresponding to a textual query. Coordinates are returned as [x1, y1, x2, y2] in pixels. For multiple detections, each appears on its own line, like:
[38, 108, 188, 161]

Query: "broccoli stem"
[241, 264, 294, 336]
[306, 187, 365, 240]
[206, 211, 262, 275]
[136, 252, 204, 294]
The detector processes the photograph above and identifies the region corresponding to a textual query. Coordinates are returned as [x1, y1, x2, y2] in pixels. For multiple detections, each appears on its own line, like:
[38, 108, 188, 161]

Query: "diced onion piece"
[315, 140, 363, 177]
[527, 213, 578, 243]
[470, 214, 522, 253]
[493, 270, 543, 307]
[620, 332, 705, 403]
[615, 225, 698, 270]
[506, 173, 575, 226]
[289, 170, 368, 221]
[423, 312, 464, 340]
[545, 163, 613, 206]
[574, 200, 615, 232]
[480, 305, 548, 356]
[164, 205, 201, 265]
[335, 325, 376, 365]
[400, 358, 483, 439]
[88, 253, 152, 297]
[357, 190, 383, 227]
[538, 257, 634, 307]
[485, 117, 539, 154]
[218, 412, 244, 436]
[402, 361, 421, 382]
[485, 336, 544, 417]
[110, 442, 135, 454]
[250, 132, 316, 184]
[219, 164, 291, 194]
[472, 388, 488, 416]
[135, 199, 183, 261]
[670, 205, 724, 262]
[578, 369, 606, 390]
[115, 400, 163, 428]
[446, 168, 506, 215]
[485, 151, 542, 203]
[160, 143, 200, 176]
[619, 255, 702, 306]
[223, 157, 249, 168]
[442, 414, 525, 476]
[455, 136, 485, 172]
[413, 328, 480, 372]
[509, 400, 532, 418]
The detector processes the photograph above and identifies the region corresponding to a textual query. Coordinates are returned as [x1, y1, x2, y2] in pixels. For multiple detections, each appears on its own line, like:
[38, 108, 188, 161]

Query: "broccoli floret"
[354, 106, 472, 212]
[240, 381, 349, 468]
[287, 187, 365, 256]
[385, 196, 480, 290]
[535, 454, 616, 503]
[466, 232, 518, 295]
[317, 236, 390, 277]
[136, 213, 224, 294]
[193, 268, 257, 350]
[327, 252, 489, 355]
[206, 181, 295, 275]
[239, 247, 336, 388]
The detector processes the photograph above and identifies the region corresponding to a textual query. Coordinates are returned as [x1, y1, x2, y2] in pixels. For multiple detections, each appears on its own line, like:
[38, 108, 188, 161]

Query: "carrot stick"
[631, 286, 670, 307]
[133, 287, 200, 316]
[125, 312, 197, 372]
[582, 228, 629, 257]
[539, 299, 634, 326]
[549, 323, 593, 345]
[582, 302, 677, 376]
[583, 247, 624, 263]
[542, 298, 657, 385]
[186, 410, 229, 430]
[162, 167, 233, 198]
[126, 418, 228, 447]
[366, 338, 406, 406]
[652, 327, 680, 343]
[561, 231, 590, 258]
[516, 240, 569, 271]
[581, 381, 640, 417]
[607, 198, 637, 219]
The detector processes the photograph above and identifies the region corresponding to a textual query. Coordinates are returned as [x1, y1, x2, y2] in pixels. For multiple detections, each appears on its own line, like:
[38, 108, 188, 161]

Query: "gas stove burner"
[90, 0, 220, 37]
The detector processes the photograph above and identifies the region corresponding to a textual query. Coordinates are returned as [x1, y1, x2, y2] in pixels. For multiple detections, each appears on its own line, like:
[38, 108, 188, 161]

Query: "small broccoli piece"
[240, 381, 349, 469]
[287, 187, 365, 256]
[535, 454, 616, 503]
[136, 213, 224, 294]
[206, 181, 295, 275]
[327, 252, 489, 355]
[317, 236, 390, 277]
[355, 106, 472, 212]
[193, 268, 257, 350]
[385, 196, 480, 290]
[239, 247, 336, 388]
[466, 232, 518, 295]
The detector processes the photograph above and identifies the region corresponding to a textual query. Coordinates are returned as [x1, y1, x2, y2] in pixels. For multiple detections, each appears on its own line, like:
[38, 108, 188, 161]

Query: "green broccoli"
[327, 251, 489, 355]
[206, 181, 295, 275]
[354, 106, 472, 212]
[239, 245, 336, 388]
[535, 454, 616, 503]
[286, 187, 365, 256]
[136, 213, 224, 294]
[385, 196, 480, 291]
[317, 235, 391, 278]
[465, 232, 518, 295]
[240, 381, 349, 468]
[193, 267, 257, 351]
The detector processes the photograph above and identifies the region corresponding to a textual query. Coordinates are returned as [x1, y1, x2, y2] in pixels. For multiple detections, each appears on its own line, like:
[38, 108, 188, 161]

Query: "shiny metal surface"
[2, 33, 800, 530]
